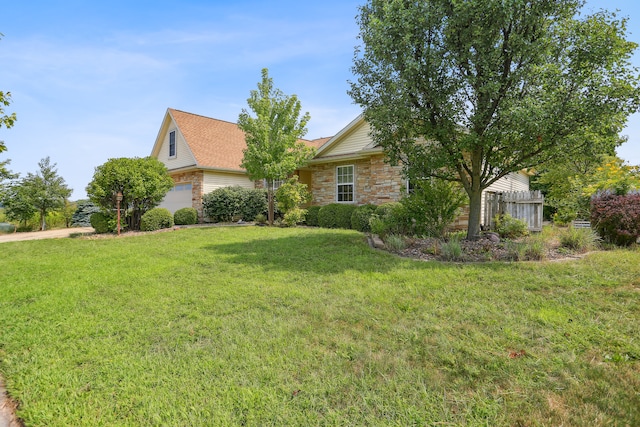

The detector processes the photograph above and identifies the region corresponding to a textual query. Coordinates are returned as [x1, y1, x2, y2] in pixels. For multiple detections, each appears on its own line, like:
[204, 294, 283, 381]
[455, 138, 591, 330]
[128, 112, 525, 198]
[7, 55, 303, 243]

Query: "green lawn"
[1, 227, 639, 426]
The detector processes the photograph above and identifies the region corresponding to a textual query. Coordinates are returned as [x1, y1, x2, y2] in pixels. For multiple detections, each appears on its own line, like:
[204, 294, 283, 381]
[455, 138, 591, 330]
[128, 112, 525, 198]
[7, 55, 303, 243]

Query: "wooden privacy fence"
[484, 190, 544, 232]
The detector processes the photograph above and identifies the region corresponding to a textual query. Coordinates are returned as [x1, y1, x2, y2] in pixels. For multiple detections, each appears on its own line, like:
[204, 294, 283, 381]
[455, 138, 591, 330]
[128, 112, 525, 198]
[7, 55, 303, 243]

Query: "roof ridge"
[169, 108, 240, 127]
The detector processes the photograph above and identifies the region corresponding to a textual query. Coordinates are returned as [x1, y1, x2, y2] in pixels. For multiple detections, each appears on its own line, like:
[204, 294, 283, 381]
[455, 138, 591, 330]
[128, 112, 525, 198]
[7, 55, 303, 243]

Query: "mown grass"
[1, 226, 639, 426]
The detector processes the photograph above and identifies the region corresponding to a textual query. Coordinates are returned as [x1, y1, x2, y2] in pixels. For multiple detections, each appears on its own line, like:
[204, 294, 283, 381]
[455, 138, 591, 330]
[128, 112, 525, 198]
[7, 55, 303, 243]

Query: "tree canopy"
[238, 68, 315, 225]
[86, 157, 174, 231]
[1, 157, 71, 230]
[349, 0, 640, 238]
[0, 33, 17, 183]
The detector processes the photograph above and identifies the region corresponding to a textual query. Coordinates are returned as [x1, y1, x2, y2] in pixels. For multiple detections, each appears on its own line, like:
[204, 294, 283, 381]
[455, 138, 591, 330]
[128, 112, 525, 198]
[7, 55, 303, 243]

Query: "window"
[169, 131, 176, 158]
[336, 165, 354, 202]
[168, 183, 192, 192]
[263, 179, 284, 191]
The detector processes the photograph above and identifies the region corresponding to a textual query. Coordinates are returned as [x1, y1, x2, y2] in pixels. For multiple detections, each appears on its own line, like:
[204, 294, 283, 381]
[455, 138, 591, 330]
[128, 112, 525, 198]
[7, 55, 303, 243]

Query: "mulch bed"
[393, 233, 584, 262]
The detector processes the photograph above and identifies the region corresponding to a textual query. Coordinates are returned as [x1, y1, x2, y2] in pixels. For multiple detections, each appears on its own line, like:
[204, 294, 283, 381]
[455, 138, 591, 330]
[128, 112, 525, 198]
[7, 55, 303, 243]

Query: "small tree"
[1, 157, 71, 230]
[238, 68, 315, 225]
[1, 182, 36, 227]
[86, 157, 174, 231]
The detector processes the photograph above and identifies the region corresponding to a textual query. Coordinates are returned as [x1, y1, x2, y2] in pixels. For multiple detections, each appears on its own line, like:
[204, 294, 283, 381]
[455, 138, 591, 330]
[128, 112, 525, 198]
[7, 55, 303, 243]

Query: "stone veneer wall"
[309, 154, 472, 231]
[170, 171, 205, 222]
[309, 155, 405, 206]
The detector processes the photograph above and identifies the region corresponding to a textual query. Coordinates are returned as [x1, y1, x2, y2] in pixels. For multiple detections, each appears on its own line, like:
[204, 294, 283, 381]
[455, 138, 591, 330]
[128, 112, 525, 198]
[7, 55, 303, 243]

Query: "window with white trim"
[336, 165, 354, 202]
[169, 130, 176, 158]
[263, 179, 284, 191]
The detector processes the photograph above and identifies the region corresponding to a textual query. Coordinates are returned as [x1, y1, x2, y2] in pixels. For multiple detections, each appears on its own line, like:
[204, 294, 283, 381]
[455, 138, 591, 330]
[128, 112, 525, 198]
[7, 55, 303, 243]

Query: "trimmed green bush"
[351, 204, 377, 232]
[318, 203, 357, 229]
[140, 208, 174, 232]
[305, 205, 321, 226]
[174, 207, 198, 225]
[370, 202, 409, 237]
[90, 212, 112, 234]
[202, 186, 268, 222]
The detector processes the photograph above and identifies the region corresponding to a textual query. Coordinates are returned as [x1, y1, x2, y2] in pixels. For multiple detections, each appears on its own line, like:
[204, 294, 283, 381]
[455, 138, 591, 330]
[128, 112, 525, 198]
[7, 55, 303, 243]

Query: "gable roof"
[152, 108, 330, 171]
[170, 108, 248, 171]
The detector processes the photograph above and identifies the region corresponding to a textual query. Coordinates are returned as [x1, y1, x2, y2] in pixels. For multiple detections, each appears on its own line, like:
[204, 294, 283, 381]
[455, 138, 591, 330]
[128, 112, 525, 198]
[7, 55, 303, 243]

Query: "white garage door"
[160, 183, 193, 214]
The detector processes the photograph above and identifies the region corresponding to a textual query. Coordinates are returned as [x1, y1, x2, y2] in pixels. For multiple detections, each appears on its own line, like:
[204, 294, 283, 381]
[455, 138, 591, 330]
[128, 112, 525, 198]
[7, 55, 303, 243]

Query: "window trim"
[168, 130, 177, 158]
[336, 164, 355, 203]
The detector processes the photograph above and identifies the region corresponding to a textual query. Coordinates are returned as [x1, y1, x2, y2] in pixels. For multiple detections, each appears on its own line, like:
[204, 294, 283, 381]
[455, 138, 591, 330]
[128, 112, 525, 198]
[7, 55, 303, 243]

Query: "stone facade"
[170, 171, 205, 221]
[308, 154, 405, 206]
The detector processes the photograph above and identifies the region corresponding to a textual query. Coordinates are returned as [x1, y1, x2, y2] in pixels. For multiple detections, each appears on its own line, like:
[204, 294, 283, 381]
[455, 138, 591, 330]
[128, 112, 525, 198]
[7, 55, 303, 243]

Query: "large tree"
[238, 68, 315, 225]
[1, 157, 71, 230]
[349, 0, 640, 238]
[86, 157, 174, 231]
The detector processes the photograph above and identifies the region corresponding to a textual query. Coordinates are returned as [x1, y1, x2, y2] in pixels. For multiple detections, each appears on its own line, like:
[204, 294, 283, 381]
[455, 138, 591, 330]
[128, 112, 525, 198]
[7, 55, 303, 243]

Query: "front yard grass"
[1, 226, 639, 426]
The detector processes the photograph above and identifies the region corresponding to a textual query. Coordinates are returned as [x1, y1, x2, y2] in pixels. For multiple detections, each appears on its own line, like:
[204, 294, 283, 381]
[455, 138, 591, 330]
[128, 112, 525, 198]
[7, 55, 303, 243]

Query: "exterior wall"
[157, 124, 197, 170]
[308, 154, 404, 206]
[159, 171, 205, 220]
[202, 171, 254, 194]
[319, 122, 372, 157]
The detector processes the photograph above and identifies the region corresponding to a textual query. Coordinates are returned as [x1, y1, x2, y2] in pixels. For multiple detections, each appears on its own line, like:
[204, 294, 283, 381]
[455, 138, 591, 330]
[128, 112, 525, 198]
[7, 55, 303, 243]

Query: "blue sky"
[0, 0, 638, 200]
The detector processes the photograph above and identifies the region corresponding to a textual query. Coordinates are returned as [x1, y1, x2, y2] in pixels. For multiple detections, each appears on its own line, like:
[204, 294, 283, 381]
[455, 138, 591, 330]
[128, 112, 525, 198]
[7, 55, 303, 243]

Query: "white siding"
[481, 172, 530, 224]
[158, 126, 197, 170]
[319, 122, 372, 157]
[202, 172, 254, 194]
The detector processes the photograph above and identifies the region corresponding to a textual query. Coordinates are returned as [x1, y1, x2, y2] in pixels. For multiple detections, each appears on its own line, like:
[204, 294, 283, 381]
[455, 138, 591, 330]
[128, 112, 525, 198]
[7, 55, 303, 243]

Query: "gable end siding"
[319, 122, 372, 158]
[158, 126, 197, 170]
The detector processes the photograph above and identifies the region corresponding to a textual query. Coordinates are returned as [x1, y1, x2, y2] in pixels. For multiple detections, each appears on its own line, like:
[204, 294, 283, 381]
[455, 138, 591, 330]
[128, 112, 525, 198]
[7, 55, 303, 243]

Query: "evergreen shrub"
[174, 207, 198, 225]
[140, 208, 174, 231]
[202, 186, 267, 222]
[351, 204, 377, 232]
[305, 205, 321, 226]
[318, 203, 356, 229]
[90, 212, 112, 234]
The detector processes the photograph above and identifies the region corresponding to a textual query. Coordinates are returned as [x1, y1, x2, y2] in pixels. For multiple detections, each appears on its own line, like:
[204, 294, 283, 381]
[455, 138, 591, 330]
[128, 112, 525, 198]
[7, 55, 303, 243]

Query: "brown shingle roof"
[169, 109, 247, 171]
[169, 109, 329, 170]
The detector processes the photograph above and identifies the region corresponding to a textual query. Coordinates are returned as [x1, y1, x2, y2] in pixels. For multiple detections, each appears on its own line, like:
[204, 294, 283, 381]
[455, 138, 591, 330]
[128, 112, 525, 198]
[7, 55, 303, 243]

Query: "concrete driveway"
[0, 227, 94, 243]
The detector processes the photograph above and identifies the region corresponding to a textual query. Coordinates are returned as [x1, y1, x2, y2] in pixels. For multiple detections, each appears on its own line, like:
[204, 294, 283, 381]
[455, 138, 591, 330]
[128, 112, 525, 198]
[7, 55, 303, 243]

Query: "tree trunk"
[40, 210, 46, 231]
[267, 188, 274, 226]
[467, 189, 483, 240]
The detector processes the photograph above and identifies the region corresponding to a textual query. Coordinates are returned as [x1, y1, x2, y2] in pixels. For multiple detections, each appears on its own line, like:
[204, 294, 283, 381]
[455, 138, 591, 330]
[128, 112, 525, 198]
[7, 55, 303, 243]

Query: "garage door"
[160, 183, 193, 214]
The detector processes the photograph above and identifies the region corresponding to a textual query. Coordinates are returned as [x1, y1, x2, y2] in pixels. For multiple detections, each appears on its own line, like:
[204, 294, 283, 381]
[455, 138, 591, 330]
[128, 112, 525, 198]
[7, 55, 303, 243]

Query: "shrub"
[254, 213, 267, 225]
[494, 213, 529, 239]
[305, 205, 321, 226]
[369, 203, 409, 237]
[275, 176, 311, 213]
[401, 179, 466, 237]
[590, 193, 640, 246]
[174, 207, 198, 225]
[559, 226, 601, 252]
[274, 177, 311, 227]
[318, 203, 357, 229]
[282, 208, 307, 227]
[140, 208, 174, 231]
[351, 204, 377, 232]
[90, 212, 113, 234]
[202, 186, 267, 222]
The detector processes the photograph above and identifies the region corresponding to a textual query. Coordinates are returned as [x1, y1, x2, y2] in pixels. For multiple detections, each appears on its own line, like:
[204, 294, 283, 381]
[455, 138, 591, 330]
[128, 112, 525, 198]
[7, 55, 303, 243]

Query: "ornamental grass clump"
[559, 226, 601, 252]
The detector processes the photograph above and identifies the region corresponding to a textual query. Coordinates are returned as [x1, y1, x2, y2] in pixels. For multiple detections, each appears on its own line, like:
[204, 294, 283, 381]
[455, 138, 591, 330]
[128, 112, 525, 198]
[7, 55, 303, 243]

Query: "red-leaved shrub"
[590, 193, 640, 246]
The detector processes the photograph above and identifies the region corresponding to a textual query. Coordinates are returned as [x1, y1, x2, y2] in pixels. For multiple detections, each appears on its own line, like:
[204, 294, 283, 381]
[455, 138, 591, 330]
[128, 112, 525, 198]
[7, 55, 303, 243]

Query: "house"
[151, 108, 530, 227]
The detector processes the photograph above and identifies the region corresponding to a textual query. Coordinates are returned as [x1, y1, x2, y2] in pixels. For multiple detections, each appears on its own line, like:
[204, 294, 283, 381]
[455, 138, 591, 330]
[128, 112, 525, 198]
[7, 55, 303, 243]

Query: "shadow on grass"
[202, 230, 402, 275]
[201, 228, 526, 276]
